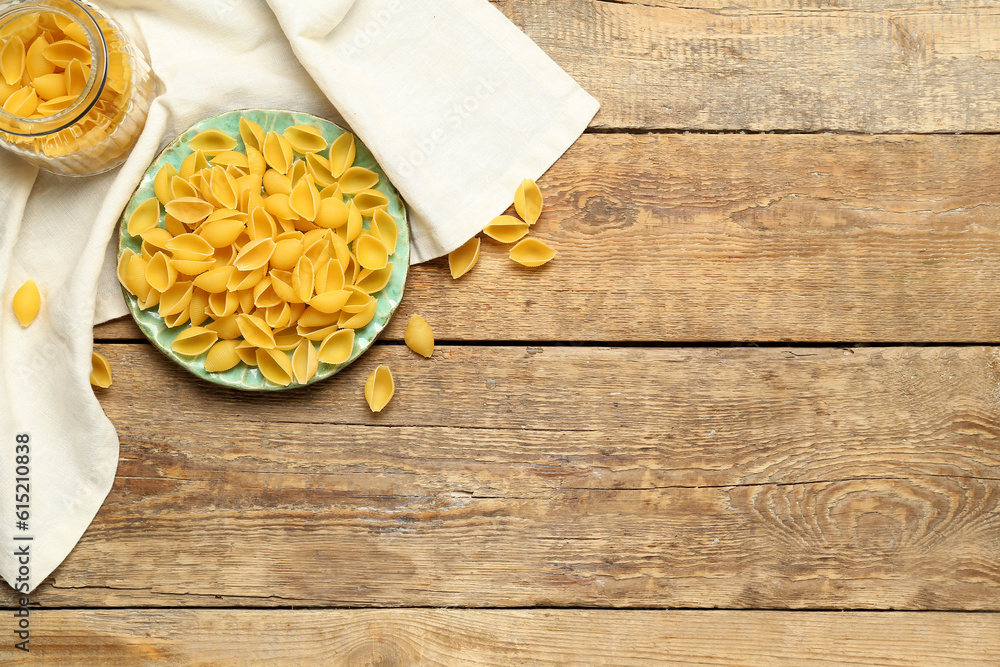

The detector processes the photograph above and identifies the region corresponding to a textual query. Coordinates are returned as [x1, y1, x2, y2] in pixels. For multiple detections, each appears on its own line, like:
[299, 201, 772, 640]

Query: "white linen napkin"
[0, 0, 598, 593]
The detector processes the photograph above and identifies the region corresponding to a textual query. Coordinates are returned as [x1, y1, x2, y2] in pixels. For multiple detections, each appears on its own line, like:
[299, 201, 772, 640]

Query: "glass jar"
[0, 0, 154, 176]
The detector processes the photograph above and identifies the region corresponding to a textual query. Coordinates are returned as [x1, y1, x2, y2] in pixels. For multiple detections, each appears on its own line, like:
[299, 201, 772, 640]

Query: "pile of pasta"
[117, 118, 401, 388]
[448, 178, 556, 279]
[0, 10, 132, 156]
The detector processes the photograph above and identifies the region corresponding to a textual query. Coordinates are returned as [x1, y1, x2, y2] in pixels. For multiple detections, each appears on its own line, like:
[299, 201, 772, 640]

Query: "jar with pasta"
[0, 0, 154, 176]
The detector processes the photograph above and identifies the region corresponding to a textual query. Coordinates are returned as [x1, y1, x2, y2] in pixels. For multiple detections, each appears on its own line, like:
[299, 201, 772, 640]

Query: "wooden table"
[5, 0, 1000, 663]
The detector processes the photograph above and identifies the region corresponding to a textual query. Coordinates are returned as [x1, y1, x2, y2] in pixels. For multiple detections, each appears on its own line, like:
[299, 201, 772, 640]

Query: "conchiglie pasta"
[328, 132, 356, 178]
[483, 215, 529, 244]
[204, 340, 242, 372]
[292, 339, 319, 384]
[12, 279, 40, 327]
[236, 313, 276, 349]
[352, 189, 389, 217]
[263, 130, 293, 174]
[448, 237, 480, 279]
[239, 117, 264, 152]
[289, 176, 320, 221]
[364, 364, 395, 413]
[339, 166, 379, 194]
[355, 264, 393, 295]
[515, 178, 544, 226]
[127, 198, 161, 236]
[284, 125, 327, 154]
[318, 328, 355, 364]
[1, 35, 25, 87]
[171, 326, 218, 356]
[509, 238, 556, 267]
[404, 315, 435, 358]
[355, 233, 388, 271]
[372, 209, 399, 254]
[90, 351, 113, 388]
[188, 129, 238, 155]
[256, 347, 294, 386]
[165, 197, 214, 225]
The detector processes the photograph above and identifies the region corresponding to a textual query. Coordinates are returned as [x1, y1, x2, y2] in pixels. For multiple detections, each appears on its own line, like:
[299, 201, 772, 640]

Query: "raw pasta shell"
[166, 232, 215, 260]
[315, 258, 346, 293]
[165, 197, 214, 226]
[154, 163, 179, 207]
[355, 264, 393, 295]
[123, 254, 152, 301]
[188, 288, 211, 326]
[210, 166, 239, 210]
[355, 233, 388, 271]
[239, 117, 265, 152]
[63, 57, 89, 97]
[293, 256, 315, 303]
[289, 175, 320, 221]
[263, 130, 293, 174]
[372, 209, 399, 254]
[448, 237, 480, 279]
[263, 169, 292, 196]
[352, 189, 389, 217]
[210, 150, 250, 169]
[158, 282, 194, 318]
[364, 364, 395, 413]
[339, 300, 377, 329]
[25, 33, 55, 79]
[404, 315, 435, 358]
[207, 291, 239, 319]
[292, 339, 320, 384]
[339, 166, 379, 194]
[127, 198, 161, 236]
[204, 340, 242, 373]
[308, 289, 351, 314]
[42, 39, 90, 68]
[252, 276, 282, 309]
[297, 306, 340, 329]
[179, 150, 209, 180]
[248, 206, 277, 241]
[90, 351, 112, 388]
[199, 218, 246, 248]
[3, 86, 37, 116]
[315, 195, 349, 230]
[264, 193, 296, 220]
[509, 238, 556, 268]
[483, 215, 529, 244]
[273, 326, 301, 350]
[515, 178, 544, 226]
[306, 152, 336, 187]
[145, 251, 178, 292]
[256, 348, 294, 386]
[234, 237, 276, 271]
[345, 201, 363, 243]
[32, 71, 65, 101]
[188, 129, 238, 155]
[284, 124, 328, 154]
[12, 279, 40, 327]
[36, 94, 77, 115]
[170, 258, 215, 277]
[237, 313, 276, 349]
[1, 36, 25, 86]
[328, 132, 356, 178]
[318, 329, 355, 364]
[171, 326, 219, 356]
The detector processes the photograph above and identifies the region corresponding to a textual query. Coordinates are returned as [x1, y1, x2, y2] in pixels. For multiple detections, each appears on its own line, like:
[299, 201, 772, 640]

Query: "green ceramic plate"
[117, 109, 409, 391]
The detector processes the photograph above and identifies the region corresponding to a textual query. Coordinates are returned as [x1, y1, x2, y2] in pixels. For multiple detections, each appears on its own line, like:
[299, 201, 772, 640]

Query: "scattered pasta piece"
[12, 279, 40, 327]
[483, 215, 529, 244]
[448, 237, 480, 279]
[364, 364, 395, 413]
[509, 238, 556, 268]
[404, 315, 434, 358]
[90, 351, 112, 388]
[514, 178, 544, 226]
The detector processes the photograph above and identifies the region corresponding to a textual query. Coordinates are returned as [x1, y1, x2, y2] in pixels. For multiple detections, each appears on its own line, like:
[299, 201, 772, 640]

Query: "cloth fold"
[1, 0, 598, 593]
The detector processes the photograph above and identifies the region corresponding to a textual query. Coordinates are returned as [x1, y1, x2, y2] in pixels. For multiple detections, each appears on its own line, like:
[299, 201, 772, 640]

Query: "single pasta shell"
[0, 14, 37, 40]
[170, 175, 198, 200]
[170, 258, 215, 277]
[273, 326, 301, 350]
[179, 150, 209, 180]
[339, 300, 377, 330]
[264, 193, 296, 220]
[199, 218, 246, 249]
[289, 176, 320, 221]
[154, 163, 179, 206]
[308, 289, 351, 314]
[164, 214, 188, 238]
[204, 340, 242, 373]
[355, 264, 393, 295]
[364, 365, 395, 413]
[448, 237, 480, 279]
[253, 276, 281, 309]
[90, 351, 112, 388]
[339, 166, 379, 194]
[191, 266, 234, 294]
[36, 94, 77, 115]
[240, 117, 265, 153]
[256, 348, 294, 387]
[509, 238, 556, 268]
[127, 198, 161, 237]
[165, 197, 214, 226]
[171, 326, 218, 356]
[234, 237, 276, 271]
[207, 291, 239, 319]
[306, 152, 336, 187]
[31, 71, 65, 101]
[236, 342, 258, 367]
[1, 36, 25, 86]
[43, 39, 91, 68]
[297, 306, 340, 329]
[318, 329, 355, 365]
[292, 339, 320, 384]
[372, 209, 399, 255]
[230, 266, 267, 292]
[188, 129, 237, 155]
[158, 282, 194, 318]
[248, 206, 277, 241]
[246, 146, 267, 176]
[235, 174, 263, 200]
[269, 269, 301, 304]
[123, 254, 151, 301]
[299, 322, 338, 343]
[206, 314, 242, 341]
[270, 237, 305, 272]
[12, 279, 40, 327]
[264, 303, 293, 330]
[25, 33, 54, 79]
[315, 195, 349, 230]
[210, 150, 250, 169]
[284, 125, 327, 154]
[210, 165, 239, 210]
[63, 58, 89, 97]
[355, 233, 388, 271]
[3, 86, 37, 117]
[263, 130, 293, 175]
[293, 256, 315, 303]
[141, 227, 173, 252]
[328, 132, 356, 178]
[117, 249, 136, 291]
[145, 252, 178, 292]
[514, 178, 544, 226]
[316, 258, 346, 293]
[166, 232, 215, 261]
[188, 288, 211, 326]
[345, 201, 363, 243]
[483, 215, 529, 244]
[237, 313, 276, 349]
[352, 189, 389, 217]
[404, 315, 435, 358]
[262, 169, 292, 196]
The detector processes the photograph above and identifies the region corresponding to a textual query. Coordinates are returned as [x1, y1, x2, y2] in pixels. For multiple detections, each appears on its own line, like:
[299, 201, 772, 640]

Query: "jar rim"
[0, 0, 109, 137]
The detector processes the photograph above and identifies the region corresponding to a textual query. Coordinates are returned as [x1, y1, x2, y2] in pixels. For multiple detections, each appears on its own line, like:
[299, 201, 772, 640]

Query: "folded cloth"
[0, 0, 598, 593]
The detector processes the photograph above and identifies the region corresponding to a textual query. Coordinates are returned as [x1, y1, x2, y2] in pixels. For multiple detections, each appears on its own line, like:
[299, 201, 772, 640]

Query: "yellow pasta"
[292, 338, 319, 384]
[483, 215, 529, 244]
[306, 152, 336, 187]
[239, 117, 265, 152]
[12, 279, 40, 327]
[339, 166, 379, 194]
[339, 300, 377, 330]
[24, 32, 53, 79]
[270, 236, 305, 272]
[284, 125, 327, 154]
[145, 251, 177, 292]
[158, 282, 194, 318]
[355, 264, 393, 295]
[63, 57, 88, 97]
[256, 347, 293, 386]
[289, 175, 320, 221]
[90, 351, 113, 388]
[355, 233, 388, 271]
[43, 39, 90, 67]
[170, 326, 218, 356]
[262, 169, 292, 196]
[263, 130, 293, 174]
[328, 132, 356, 178]
[404, 315, 435, 358]
[127, 198, 161, 236]
[31, 71, 64, 100]
[448, 237, 480, 279]
[318, 329, 355, 364]
[315, 195, 349, 230]
[515, 178, 544, 226]
[236, 313, 276, 349]
[234, 237, 276, 271]
[372, 209, 399, 254]
[292, 255, 315, 303]
[154, 163, 179, 206]
[188, 129, 237, 155]
[308, 289, 351, 314]
[166, 232, 214, 260]
[364, 364, 395, 413]
[352, 189, 389, 217]
[3, 86, 37, 116]
[0, 35, 25, 86]
[204, 340, 242, 372]
[165, 197, 214, 225]
[509, 238, 556, 267]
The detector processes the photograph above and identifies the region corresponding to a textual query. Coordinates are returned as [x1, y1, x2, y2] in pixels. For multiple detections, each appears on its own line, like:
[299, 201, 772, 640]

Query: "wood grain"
[496, 0, 1000, 132]
[2, 343, 998, 608]
[98, 133, 1000, 343]
[6, 609, 999, 665]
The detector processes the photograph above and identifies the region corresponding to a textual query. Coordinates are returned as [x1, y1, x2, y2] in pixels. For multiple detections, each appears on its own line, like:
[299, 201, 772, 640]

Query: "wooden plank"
[98, 133, 1000, 343]
[497, 0, 1000, 132]
[3, 344, 998, 608]
[5, 609, 999, 665]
